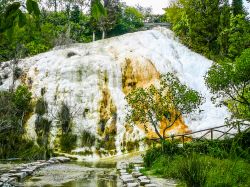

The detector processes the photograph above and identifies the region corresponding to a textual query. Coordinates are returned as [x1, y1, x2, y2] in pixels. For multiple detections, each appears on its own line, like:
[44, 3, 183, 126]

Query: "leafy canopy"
[205, 48, 250, 125]
[126, 73, 203, 140]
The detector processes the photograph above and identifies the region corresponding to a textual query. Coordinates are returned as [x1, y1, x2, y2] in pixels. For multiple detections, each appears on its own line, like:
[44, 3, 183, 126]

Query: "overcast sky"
[124, 0, 250, 15]
[123, 0, 171, 14]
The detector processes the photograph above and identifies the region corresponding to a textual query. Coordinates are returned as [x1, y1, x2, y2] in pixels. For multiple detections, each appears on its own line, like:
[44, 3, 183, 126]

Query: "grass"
[142, 130, 250, 187]
[142, 154, 250, 187]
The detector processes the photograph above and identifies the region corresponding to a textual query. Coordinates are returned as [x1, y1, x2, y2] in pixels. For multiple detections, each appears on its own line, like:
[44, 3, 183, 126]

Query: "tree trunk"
[54, 0, 57, 12]
[148, 112, 164, 140]
[102, 30, 105, 39]
[92, 31, 96, 42]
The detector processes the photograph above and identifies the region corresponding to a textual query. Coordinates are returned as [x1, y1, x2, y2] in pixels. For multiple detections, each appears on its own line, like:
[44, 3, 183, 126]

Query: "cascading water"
[0, 27, 228, 159]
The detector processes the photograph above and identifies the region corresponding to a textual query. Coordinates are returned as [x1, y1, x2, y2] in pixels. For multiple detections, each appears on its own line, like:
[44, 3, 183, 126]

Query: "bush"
[35, 98, 48, 115]
[143, 140, 181, 167]
[177, 154, 210, 187]
[81, 130, 96, 148]
[60, 133, 77, 153]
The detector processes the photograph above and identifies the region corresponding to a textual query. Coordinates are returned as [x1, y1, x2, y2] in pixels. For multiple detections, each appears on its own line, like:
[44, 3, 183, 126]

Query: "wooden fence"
[151, 124, 249, 146]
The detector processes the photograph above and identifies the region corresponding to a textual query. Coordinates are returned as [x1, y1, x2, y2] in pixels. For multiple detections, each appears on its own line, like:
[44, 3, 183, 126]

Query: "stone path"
[117, 161, 177, 187]
[0, 157, 70, 187]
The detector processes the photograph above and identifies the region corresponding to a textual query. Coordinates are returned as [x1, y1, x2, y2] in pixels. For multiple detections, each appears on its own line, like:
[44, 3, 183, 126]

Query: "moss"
[76, 68, 83, 82]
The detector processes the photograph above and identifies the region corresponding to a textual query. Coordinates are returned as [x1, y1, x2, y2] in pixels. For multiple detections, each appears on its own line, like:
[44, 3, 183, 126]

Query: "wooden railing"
[151, 124, 249, 146]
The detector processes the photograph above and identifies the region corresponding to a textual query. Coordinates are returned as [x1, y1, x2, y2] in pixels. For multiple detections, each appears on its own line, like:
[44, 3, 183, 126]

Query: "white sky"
[124, 0, 250, 15]
[123, 0, 171, 14]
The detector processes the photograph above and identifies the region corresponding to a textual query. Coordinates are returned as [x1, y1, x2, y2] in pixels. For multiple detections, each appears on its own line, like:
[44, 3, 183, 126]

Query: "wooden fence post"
[211, 129, 213, 140]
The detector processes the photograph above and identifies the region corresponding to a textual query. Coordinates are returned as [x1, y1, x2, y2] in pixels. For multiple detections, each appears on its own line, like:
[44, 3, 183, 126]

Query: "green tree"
[126, 73, 203, 140]
[109, 6, 144, 36]
[205, 48, 250, 126]
[232, 0, 245, 16]
[90, 0, 106, 41]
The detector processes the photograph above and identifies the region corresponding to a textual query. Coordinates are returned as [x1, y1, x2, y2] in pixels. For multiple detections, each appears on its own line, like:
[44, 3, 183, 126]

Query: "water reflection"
[24, 161, 122, 187]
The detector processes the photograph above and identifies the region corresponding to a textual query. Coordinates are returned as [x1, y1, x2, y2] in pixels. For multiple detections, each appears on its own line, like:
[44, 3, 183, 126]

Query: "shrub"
[81, 130, 96, 148]
[35, 98, 48, 115]
[60, 132, 77, 153]
[177, 154, 210, 187]
[58, 102, 71, 134]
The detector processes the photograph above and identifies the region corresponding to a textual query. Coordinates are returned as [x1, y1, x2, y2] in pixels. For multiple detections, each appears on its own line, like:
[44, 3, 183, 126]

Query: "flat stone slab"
[9, 170, 17, 173]
[120, 174, 133, 180]
[127, 182, 139, 187]
[8, 177, 17, 183]
[0, 177, 9, 182]
[140, 179, 151, 185]
[21, 169, 34, 175]
[145, 184, 158, 187]
[119, 169, 127, 173]
[138, 176, 148, 181]
[122, 178, 135, 184]
[1, 173, 13, 178]
[132, 172, 143, 178]
[12, 172, 27, 181]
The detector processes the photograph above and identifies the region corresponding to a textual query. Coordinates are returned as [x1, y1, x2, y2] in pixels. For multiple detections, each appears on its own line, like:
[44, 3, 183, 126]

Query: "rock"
[37, 160, 46, 163]
[145, 184, 158, 187]
[127, 182, 139, 187]
[119, 169, 127, 173]
[47, 160, 56, 164]
[0, 177, 9, 182]
[140, 179, 151, 185]
[7, 177, 16, 183]
[120, 174, 133, 180]
[12, 172, 27, 181]
[1, 173, 12, 178]
[138, 176, 148, 181]
[56, 157, 70, 163]
[8, 170, 17, 173]
[0, 182, 2, 186]
[21, 169, 34, 175]
[122, 178, 135, 184]
[14, 167, 24, 171]
[36, 163, 49, 168]
[132, 172, 143, 178]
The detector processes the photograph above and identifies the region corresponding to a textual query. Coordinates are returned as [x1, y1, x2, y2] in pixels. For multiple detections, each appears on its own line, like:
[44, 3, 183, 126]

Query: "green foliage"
[126, 73, 203, 140]
[35, 116, 51, 138]
[35, 98, 48, 115]
[81, 130, 96, 148]
[0, 86, 34, 159]
[205, 48, 250, 125]
[109, 6, 144, 36]
[177, 154, 210, 187]
[58, 102, 71, 134]
[232, 0, 245, 16]
[143, 154, 250, 187]
[60, 132, 77, 153]
[165, 0, 249, 60]
[12, 85, 32, 112]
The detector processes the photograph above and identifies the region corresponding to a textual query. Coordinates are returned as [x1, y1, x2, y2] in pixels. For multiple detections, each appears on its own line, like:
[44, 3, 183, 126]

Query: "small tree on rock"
[126, 73, 203, 140]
